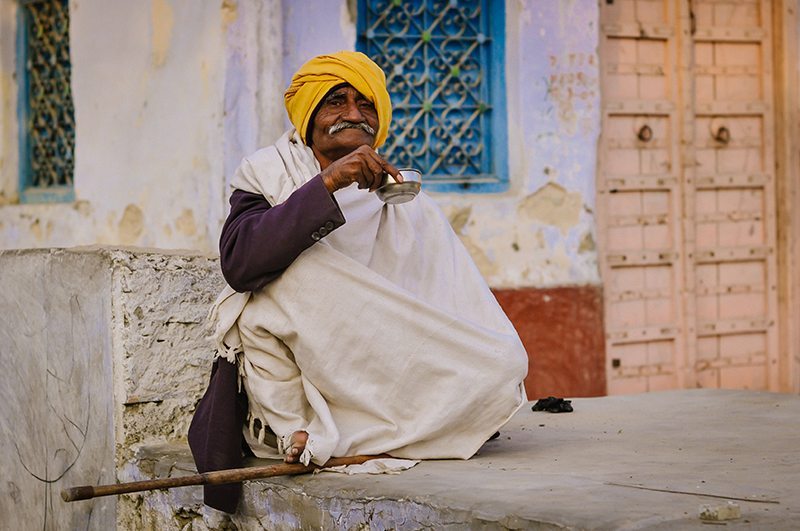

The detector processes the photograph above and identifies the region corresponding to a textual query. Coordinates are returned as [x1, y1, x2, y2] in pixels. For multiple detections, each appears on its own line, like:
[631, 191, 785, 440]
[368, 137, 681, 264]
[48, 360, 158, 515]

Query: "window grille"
[17, 0, 75, 203]
[357, 0, 508, 192]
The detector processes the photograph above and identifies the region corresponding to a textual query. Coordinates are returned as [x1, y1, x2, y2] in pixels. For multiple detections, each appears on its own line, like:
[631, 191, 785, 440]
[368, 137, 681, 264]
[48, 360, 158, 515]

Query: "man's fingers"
[363, 158, 385, 191]
[360, 148, 400, 183]
[356, 164, 372, 189]
[375, 153, 403, 183]
[385, 162, 402, 183]
[335, 147, 403, 192]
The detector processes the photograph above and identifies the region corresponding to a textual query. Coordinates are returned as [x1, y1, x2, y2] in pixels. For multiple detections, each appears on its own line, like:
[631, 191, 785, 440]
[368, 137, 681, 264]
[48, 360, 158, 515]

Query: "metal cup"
[376, 168, 422, 204]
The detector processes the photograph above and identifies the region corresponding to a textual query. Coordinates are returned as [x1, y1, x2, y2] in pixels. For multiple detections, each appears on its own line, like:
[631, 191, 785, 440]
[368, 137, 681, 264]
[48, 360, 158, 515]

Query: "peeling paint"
[192, 155, 210, 171]
[578, 231, 595, 253]
[119, 205, 145, 244]
[73, 200, 92, 218]
[448, 206, 472, 235]
[536, 229, 546, 248]
[151, 0, 174, 68]
[551, 243, 571, 271]
[28, 219, 53, 241]
[30, 219, 42, 241]
[518, 182, 583, 234]
[175, 209, 196, 237]
[459, 234, 499, 278]
[221, 0, 238, 27]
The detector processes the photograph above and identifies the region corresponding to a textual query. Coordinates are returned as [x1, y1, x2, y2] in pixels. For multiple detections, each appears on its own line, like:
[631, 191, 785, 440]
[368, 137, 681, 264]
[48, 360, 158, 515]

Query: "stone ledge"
[122, 390, 800, 530]
[0, 246, 223, 529]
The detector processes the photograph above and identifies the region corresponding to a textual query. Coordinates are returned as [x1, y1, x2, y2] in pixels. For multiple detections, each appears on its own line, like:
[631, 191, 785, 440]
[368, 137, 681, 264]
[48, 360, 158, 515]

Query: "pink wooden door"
[690, 0, 778, 389]
[598, 0, 779, 393]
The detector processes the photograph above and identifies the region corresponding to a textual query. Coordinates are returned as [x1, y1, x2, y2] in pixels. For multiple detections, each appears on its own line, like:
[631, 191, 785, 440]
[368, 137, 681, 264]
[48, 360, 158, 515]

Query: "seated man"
[190, 51, 527, 512]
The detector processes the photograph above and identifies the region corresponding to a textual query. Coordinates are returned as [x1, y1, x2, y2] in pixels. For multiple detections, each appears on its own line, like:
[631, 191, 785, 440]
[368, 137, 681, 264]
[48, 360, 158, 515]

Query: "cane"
[61, 454, 387, 502]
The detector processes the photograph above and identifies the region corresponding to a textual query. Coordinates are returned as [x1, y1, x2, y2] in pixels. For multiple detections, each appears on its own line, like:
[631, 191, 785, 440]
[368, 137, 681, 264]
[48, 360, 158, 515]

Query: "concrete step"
[121, 389, 800, 530]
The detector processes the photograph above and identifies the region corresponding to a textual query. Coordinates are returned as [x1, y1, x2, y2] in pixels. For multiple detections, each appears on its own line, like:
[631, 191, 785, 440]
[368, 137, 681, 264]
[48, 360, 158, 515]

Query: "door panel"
[601, 0, 682, 395]
[599, 0, 778, 393]
[691, 0, 776, 390]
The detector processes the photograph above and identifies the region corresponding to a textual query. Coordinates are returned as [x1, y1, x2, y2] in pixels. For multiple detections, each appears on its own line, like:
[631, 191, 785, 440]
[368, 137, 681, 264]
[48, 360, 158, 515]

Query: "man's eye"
[359, 101, 375, 110]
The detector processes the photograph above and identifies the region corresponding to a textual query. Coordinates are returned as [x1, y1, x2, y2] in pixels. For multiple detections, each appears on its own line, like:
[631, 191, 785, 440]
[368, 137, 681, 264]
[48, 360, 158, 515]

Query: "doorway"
[598, 0, 786, 393]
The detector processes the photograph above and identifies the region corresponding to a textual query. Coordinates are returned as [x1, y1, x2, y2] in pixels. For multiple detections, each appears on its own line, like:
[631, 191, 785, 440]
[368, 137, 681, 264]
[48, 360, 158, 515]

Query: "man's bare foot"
[284, 430, 308, 464]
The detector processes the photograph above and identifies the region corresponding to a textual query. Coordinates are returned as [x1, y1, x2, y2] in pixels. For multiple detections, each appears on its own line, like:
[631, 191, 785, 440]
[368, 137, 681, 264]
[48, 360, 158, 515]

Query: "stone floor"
[127, 389, 800, 529]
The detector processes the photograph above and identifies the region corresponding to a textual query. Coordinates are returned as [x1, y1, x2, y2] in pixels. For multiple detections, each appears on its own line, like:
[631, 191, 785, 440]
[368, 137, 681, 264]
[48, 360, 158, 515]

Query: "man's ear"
[306, 109, 320, 147]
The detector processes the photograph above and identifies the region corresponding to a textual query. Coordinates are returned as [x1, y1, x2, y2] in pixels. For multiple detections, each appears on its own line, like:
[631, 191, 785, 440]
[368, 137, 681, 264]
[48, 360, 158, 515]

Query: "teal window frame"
[17, 0, 75, 204]
[356, 0, 508, 193]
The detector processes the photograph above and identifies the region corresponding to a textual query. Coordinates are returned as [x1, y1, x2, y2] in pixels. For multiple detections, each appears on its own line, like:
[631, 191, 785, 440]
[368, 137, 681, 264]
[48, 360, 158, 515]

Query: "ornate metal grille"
[19, 0, 75, 198]
[357, 0, 506, 190]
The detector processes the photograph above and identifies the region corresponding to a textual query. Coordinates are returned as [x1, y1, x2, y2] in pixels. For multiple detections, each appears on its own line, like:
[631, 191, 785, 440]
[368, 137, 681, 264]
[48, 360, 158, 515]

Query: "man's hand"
[320, 145, 402, 193]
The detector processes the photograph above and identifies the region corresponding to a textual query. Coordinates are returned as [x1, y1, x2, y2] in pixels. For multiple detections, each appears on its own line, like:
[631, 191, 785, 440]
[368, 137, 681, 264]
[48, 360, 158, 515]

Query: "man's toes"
[283, 447, 299, 463]
[283, 431, 308, 463]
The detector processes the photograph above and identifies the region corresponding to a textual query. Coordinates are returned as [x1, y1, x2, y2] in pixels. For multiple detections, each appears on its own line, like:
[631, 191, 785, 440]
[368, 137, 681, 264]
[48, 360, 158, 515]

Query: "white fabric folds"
[210, 130, 528, 466]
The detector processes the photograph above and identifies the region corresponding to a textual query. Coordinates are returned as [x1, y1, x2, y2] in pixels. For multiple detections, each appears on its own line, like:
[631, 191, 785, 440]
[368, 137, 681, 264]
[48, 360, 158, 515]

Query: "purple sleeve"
[219, 174, 346, 292]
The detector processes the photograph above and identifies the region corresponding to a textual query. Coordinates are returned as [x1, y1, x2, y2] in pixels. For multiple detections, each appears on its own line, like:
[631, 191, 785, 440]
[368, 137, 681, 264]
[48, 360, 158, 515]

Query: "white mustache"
[328, 121, 376, 136]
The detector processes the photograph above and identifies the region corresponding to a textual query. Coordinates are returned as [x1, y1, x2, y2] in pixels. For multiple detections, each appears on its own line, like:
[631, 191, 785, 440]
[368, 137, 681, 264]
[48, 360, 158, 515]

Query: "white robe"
[210, 130, 528, 465]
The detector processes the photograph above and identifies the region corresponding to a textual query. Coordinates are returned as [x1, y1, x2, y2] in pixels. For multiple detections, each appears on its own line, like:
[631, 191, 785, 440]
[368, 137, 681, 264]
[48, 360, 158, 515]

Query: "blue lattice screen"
[357, 0, 507, 191]
[18, 0, 75, 202]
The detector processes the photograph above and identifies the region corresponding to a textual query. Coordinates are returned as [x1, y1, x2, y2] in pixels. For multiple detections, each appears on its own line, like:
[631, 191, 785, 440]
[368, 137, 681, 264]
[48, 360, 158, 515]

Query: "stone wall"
[0, 247, 222, 529]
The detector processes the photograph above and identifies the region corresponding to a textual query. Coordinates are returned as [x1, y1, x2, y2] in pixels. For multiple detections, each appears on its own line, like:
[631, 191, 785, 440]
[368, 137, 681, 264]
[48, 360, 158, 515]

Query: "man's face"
[309, 84, 379, 165]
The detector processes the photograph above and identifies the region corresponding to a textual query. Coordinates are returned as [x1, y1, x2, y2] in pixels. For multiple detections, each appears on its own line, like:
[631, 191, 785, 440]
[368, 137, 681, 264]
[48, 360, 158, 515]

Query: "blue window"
[357, 0, 507, 192]
[17, 0, 75, 203]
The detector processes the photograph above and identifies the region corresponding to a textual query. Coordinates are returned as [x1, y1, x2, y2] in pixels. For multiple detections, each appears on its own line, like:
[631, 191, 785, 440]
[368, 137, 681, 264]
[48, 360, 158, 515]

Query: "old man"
[189, 51, 527, 513]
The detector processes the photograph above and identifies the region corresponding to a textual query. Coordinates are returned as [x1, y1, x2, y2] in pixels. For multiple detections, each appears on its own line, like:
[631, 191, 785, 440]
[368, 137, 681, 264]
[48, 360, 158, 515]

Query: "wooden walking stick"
[61, 454, 388, 502]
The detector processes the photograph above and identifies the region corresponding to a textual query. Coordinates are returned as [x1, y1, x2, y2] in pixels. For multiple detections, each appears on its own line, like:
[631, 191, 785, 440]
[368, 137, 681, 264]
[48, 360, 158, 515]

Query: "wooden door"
[598, 0, 779, 393]
[690, 0, 778, 389]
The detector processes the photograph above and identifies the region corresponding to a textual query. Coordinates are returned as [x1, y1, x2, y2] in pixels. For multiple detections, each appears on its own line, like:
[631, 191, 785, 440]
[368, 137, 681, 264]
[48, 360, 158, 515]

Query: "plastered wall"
[283, 0, 602, 288]
[437, 0, 601, 289]
[1, 0, 602, 290]
[0, 0, 245, 252]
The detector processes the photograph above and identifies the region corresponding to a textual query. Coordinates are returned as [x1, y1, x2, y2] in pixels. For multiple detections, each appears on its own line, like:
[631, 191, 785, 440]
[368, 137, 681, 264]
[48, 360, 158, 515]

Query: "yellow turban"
[284, 51, 392, 149]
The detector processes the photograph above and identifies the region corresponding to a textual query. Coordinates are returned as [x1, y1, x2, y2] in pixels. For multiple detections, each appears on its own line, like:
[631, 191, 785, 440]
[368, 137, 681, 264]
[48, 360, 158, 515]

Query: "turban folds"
[284, 51, 392, 149]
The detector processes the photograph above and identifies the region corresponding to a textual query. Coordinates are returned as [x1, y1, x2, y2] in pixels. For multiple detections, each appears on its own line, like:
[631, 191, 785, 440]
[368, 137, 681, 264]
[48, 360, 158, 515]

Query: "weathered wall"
[222, 0, 285, 188]
[495, 286, 606, 398]
[283, 0, 601, 289]
[437, 1, 601, 289]
[0, 1, 16, 206]
[0, 247, 223, 529]
[2, 0, 602, 288]
[0, 249, 116, 530]
[109, 249, 225, 466]
[0, 1, 231, 251]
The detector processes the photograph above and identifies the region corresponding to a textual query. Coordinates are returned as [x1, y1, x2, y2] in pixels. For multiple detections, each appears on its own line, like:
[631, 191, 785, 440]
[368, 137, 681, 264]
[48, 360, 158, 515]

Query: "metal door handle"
[637, 125, 653, 142]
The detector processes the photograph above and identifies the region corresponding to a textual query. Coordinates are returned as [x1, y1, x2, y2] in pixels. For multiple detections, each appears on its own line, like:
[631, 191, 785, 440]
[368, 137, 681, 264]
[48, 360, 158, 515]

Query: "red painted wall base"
[493, 286, 606, 399]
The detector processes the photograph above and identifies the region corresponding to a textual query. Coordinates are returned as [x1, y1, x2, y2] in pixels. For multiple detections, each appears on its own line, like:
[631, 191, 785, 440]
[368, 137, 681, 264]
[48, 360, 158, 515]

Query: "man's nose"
[341, 100, 366, 122]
